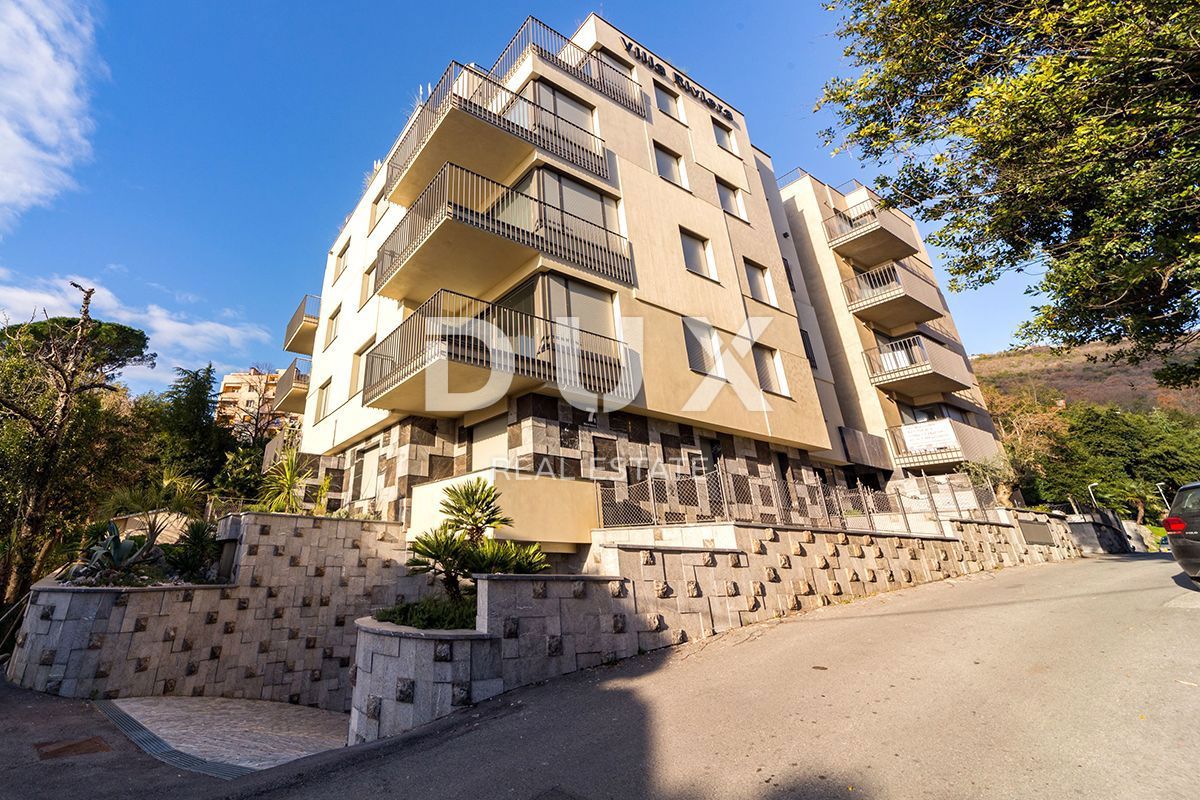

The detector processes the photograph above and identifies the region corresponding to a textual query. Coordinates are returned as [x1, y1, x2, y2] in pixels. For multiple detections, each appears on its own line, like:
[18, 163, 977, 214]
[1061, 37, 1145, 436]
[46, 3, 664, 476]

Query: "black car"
[1165, 481, 1200, 579]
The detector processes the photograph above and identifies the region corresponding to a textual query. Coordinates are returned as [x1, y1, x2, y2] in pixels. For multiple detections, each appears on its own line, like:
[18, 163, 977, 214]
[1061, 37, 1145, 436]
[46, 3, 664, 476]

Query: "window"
[744, 260, 777, 306]
[716, 179, 745, 219]
[315, 379, 331, 420]
[369, 187, 387, 232]
[546, 274, 616, 337]
[529, 80, 594, 133]
[800, 328, 817, 365]
[334, 240, 350, 281]
[712, 119, 737, 154]
[539, 169, 620, 234]
[683, 318, 723, 377]
[654, 83, 682, 121]
[360, 262, 375, 308]
[753, 344, 788, 395]
[781, 257, 796, 292]
[324, 305, 341, 348]
[594, 47, 633, 79]
[654, 143, 685, 187]
[680, 229, 716, 279]
[350, 336, 375, 395]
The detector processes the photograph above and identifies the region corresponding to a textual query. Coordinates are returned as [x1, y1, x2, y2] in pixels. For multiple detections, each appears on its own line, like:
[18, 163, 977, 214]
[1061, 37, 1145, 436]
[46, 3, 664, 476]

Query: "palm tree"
[439, 478, 513, 543]
[405, 524, 471, 600]
[102, 467, 208, 566]
[257, 448, 312, 514]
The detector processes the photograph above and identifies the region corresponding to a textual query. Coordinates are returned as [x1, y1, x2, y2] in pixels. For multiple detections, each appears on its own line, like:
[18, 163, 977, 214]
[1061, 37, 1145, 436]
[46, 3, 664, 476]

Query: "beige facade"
[277, 13, 999, 549]
[216, 367, 299, 437]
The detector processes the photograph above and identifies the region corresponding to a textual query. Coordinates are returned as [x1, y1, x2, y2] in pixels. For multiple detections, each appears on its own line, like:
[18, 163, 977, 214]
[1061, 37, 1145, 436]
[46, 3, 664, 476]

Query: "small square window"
[716, 179, 745, 219]
[753, 344, 787, 395]
[683, 318, 723, 377]
[654, 83, 682, 121]
[744, 260, 777, 306]
[712, 119, 737, 154]
[654, 143, 685, 187]
[680, 229, 715, 279]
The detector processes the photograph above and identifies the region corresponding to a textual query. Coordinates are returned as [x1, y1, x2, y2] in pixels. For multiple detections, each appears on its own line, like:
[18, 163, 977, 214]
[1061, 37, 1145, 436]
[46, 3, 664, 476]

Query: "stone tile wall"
[6, 512, 425, 711]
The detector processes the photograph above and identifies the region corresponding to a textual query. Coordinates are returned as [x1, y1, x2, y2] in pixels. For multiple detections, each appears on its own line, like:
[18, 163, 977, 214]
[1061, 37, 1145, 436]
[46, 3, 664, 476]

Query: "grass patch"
[374, 594, 477, 630]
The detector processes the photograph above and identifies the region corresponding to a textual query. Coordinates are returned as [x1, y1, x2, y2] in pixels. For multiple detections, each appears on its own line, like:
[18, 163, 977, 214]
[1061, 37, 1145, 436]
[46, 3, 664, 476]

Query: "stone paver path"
[112, 697, 347, 771]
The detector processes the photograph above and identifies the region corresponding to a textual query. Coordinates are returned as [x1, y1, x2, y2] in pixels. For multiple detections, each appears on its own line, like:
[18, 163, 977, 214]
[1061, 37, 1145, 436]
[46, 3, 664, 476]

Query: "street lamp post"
[1155, 482, 1171, 510]
[1087, 482, 1100, 508]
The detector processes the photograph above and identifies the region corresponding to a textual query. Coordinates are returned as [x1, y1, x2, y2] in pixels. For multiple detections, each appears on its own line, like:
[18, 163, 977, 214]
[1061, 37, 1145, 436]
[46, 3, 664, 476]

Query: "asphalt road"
[202, 553, 1196, 800]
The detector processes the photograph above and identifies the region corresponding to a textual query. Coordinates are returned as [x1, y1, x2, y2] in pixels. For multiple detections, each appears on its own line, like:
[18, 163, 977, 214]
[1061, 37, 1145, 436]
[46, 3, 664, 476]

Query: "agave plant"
[257, 448, 312, 514]
[83, 522, 139, 571]
[405, 524, 472, 601]
[439, 478, 513, 543]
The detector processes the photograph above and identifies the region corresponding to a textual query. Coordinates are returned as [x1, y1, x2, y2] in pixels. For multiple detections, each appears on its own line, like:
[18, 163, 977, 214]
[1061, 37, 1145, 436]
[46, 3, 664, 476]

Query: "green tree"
[0, 285, 155, 601]
[158, 364, 233, 483]
[819, 0, 1200, 384]
[438, 478, 514, 544]
[214, 445, 266, 500]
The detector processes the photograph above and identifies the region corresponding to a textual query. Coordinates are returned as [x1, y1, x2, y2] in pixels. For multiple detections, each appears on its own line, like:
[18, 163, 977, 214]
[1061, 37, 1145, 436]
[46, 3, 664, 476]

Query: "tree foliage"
[820, 0, 1200, 384]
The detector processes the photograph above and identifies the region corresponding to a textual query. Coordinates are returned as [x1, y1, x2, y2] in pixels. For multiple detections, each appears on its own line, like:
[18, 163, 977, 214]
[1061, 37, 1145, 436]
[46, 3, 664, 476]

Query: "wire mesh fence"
[598, 469, 1002, 535]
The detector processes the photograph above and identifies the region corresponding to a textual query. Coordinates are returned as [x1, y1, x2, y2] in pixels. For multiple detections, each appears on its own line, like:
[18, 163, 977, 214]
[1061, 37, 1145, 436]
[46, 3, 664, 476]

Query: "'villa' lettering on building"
[620, 37, 735, 121]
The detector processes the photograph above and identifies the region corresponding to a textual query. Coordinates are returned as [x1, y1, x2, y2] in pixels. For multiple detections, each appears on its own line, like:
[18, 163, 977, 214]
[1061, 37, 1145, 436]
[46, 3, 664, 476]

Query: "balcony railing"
[842, 260, 933, 306]
[840, 259, 945, 329]
[273, 357, 311, 413]
[374, 163, 634, 296]
[863, 335, 972, 392]
[824, 198, 886, 241]
[822, 196, 919, 265]
[283, 294, 320, 354]
[888, 418, 1000, 468]
[363, 289, 635, 406]
[491, 17, 646, 116]
[385, 61, 608, 202]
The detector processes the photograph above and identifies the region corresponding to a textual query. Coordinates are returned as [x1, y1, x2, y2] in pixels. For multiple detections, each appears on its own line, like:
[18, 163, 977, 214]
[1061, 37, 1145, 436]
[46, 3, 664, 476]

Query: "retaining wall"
[6, 513, 423, 711]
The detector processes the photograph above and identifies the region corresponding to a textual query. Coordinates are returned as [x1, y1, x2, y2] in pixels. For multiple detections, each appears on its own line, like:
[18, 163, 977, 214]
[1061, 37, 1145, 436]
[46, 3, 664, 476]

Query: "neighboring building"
[217, 367, 298, 441]
[273, 13, 1001, 553]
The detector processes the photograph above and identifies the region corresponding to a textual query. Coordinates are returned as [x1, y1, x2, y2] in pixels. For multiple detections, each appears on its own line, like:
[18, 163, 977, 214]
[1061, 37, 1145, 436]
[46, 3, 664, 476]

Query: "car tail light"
[1164, 517, 1187, 533]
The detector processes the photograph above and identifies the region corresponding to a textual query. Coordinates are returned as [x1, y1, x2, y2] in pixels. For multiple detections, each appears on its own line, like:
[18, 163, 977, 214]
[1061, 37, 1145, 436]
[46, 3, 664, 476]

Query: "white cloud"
[0, 0, 102, 233]
[0, 272, 271, 390]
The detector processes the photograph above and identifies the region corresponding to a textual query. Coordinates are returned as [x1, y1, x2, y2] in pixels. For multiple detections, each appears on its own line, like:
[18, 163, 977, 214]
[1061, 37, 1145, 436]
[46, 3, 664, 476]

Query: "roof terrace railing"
[363, 289, 635, 405]
[374, 163, 634, 294]
[490, 16, 646, 116]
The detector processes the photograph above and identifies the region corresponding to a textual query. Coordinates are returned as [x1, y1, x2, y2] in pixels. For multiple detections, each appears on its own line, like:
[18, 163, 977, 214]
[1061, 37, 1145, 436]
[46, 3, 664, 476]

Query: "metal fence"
[598, 468, 1001, 535]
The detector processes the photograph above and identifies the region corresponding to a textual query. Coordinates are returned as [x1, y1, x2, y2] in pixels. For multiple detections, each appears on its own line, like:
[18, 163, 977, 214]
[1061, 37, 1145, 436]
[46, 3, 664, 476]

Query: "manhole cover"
[35, 736, 111, 760]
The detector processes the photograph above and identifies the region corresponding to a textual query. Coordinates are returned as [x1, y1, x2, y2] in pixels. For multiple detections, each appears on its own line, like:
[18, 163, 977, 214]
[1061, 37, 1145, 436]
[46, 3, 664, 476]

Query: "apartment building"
[273, 13, 1000, 550]
[774, 175, 1000, 479]
[217, 367, 299, 439]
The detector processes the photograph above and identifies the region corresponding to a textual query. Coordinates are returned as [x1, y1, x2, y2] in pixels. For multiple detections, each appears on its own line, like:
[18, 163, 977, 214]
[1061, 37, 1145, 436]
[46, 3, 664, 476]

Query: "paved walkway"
[208, 554, 1194, 800]
[109, 696, 348, 772]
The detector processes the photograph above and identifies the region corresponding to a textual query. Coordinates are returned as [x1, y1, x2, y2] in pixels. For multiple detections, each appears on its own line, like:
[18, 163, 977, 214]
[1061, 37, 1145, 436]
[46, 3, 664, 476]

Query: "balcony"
[864, 335, 973, 396]
[823, 198, 919, 265]
[842, 259, 944, 329]
[363, 289, 637, 416]
[282, 294, 320, 354]
[490, 17, 646, 116]
[888, 418, 1000, 470]
[385, 61, 609, 207]
[373, 163, 633, 303]
[273, 358, 310, 414]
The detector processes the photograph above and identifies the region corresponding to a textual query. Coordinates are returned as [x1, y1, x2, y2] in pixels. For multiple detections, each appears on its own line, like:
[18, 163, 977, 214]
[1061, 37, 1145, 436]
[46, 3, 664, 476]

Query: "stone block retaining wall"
[349, 514, 1080, 743]
[6, 513, 425, 711]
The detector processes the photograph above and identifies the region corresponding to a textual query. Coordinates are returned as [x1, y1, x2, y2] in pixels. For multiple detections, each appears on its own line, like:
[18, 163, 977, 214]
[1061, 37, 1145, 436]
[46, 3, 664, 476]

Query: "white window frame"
[654, 142, 687, 189]
[653, 82, 683, 122]
[324, 304, 341, 349]
[752, 344, 789, 396]
[683, 318, 724, 378]
[744, 259, 778, 306]
[680, 228, 717, 280]
[712, 118, 738, 155]
[315, 378, 331, 421]
[334, 240, 350, 282]
[716, 178, 746, 220]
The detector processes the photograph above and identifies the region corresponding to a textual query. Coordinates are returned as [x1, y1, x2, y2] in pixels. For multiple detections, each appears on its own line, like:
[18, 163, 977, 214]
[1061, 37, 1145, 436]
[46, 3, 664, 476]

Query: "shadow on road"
[1171, 571, 1199, 592]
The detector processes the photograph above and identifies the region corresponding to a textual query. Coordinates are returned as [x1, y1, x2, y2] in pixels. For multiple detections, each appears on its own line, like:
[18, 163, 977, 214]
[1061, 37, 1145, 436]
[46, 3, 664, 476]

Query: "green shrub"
[164, 520, 219, 581]
[374, 594, 477, 630]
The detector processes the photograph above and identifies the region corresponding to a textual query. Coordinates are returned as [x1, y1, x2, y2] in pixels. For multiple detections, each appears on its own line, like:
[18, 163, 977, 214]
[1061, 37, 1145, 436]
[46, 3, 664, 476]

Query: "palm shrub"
[165, 520, 218, 581]
[440, 478, 513, 543]
[405, 524, 472, 601]
[257, 448, 311, 514]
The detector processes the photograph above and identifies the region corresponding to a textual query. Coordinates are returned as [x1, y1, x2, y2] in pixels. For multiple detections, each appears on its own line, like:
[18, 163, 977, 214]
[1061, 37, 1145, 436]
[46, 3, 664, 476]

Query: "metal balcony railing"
[374, 163, 634, 294]
[888, 418, 1000, 467]
[823, 198, 885, 241]
[841, 259, 938, 307]
[283, 294, 319, 347]
[863, 334, 971, 389]
[385, 61, 608, 199]
[491, 17, 646, 116]
[363, 289, 635, 405]
[275, 357, 311, 406]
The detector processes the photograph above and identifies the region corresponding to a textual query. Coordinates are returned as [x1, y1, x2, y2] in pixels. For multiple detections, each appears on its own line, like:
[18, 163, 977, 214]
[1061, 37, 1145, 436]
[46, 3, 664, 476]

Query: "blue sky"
[0, 0, 1035, 392]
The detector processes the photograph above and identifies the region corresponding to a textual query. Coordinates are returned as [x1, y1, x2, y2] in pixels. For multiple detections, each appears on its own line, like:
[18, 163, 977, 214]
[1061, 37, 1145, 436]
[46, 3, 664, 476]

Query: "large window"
[744, 259, 777, 306]
[717, 179, 745, 219]
[680, 229, 715, 279]
[594, 47, 633, 79]
[654, 143, 685, 187]
[683, 318, 723, 376]
[654, 82, 682, 121]
[712, 118, 737, 154]
[528, 79, 594, 133]
[753, 344, 787, 395]
[539, 169, 620, 234]
[546, 274, 616, 338]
